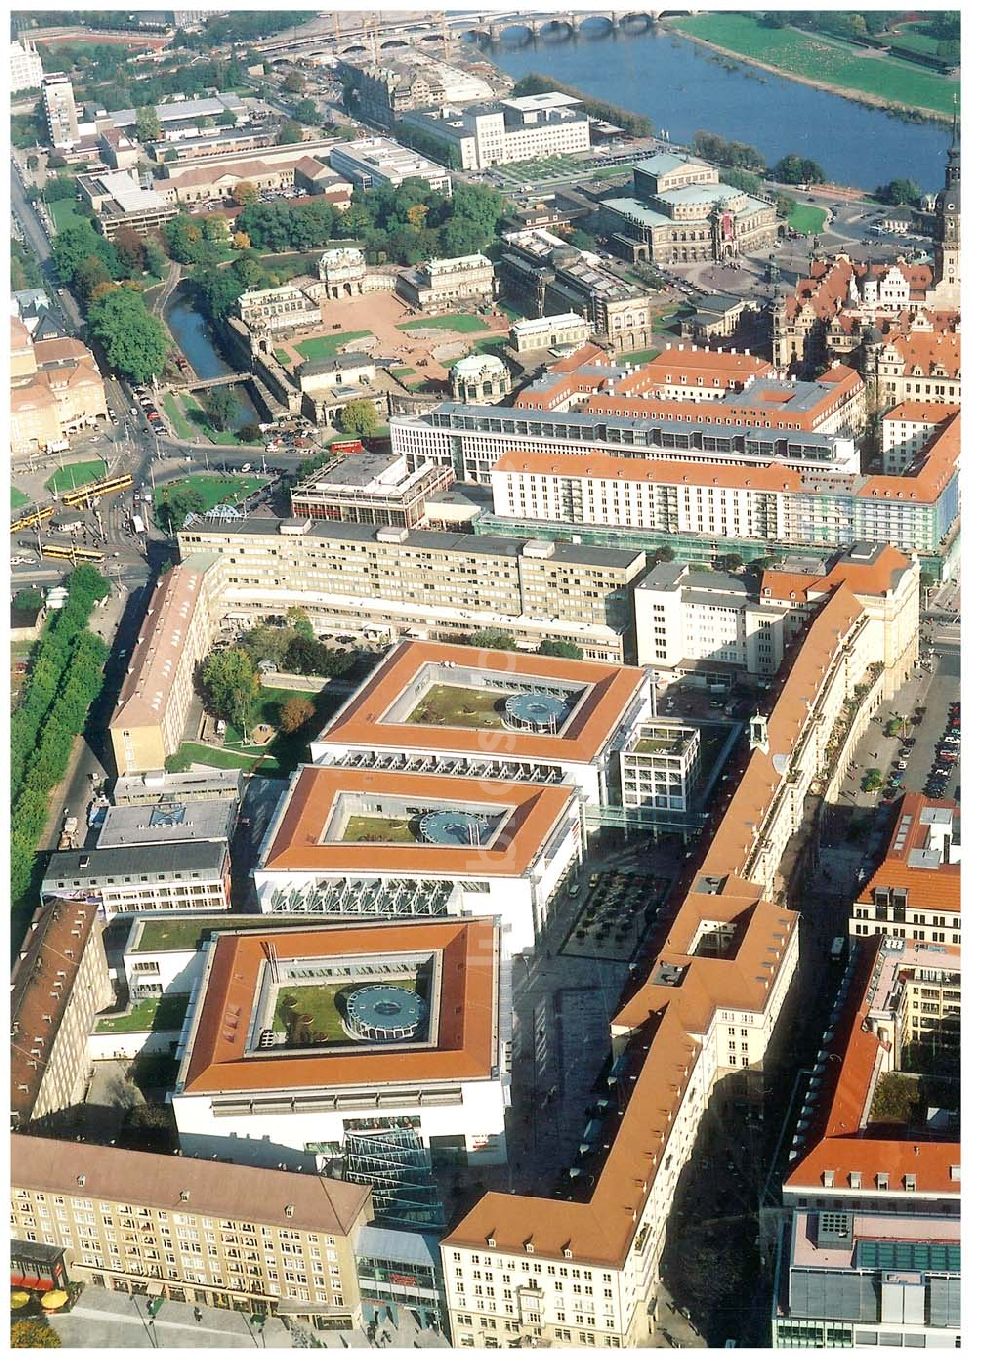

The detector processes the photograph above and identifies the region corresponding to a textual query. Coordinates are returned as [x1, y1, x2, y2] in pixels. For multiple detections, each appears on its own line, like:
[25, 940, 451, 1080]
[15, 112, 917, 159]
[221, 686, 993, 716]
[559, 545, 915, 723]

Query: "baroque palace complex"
[9, 17, 962, 1355]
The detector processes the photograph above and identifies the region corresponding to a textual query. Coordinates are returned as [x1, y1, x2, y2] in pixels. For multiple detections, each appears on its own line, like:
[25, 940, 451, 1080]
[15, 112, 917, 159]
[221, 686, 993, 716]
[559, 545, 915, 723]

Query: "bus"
[61, 473, 133, 509]
[131, 513, 146, 536]
[41, 542, 105, 564]
[10, 505, 55, 535]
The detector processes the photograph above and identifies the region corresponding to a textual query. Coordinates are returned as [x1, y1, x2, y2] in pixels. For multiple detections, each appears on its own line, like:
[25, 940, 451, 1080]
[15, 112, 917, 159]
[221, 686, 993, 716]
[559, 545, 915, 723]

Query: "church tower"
[930, 101, 960, 307]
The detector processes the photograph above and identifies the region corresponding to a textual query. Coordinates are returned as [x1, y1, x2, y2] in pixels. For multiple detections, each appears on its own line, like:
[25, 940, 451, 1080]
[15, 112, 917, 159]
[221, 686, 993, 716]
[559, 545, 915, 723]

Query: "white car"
[240, 463, 252, 473]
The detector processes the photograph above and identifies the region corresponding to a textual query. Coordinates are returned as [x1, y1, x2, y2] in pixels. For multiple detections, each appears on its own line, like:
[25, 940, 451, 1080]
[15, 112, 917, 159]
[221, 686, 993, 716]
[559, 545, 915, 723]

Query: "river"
[479, 27, 951, 193]
[164, 288, 260, 429]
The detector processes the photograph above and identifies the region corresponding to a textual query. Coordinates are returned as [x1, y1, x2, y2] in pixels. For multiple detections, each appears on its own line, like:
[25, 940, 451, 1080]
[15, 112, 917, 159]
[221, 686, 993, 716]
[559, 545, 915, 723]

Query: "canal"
[480, 27, 952, 193]
[164, 287, 260, 430]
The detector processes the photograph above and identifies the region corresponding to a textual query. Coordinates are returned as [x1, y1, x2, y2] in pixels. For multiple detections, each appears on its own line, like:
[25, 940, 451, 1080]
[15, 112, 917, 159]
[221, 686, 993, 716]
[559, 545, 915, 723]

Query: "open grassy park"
[165, 389, 264, 447]
[45, 459, 108, 495]
[786, 202, 828, 235]
[48, 198, 87, 233]
[11, 488, 29, 509]
[670, 13, 958, 117]
[296, 330, 375, 360]
[156, 472, 268, 517]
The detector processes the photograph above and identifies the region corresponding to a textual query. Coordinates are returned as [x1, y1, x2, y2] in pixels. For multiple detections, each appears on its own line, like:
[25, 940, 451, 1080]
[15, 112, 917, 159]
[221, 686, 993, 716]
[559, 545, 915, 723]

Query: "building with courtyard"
[311, 640, 653, 806]
[171, 918, 511, 1180]
[253, 766, 583, 954]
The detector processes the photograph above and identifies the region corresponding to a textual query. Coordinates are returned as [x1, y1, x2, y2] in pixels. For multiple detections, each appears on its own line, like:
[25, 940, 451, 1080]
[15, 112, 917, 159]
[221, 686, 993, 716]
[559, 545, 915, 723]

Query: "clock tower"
[929, 102, 960, 308]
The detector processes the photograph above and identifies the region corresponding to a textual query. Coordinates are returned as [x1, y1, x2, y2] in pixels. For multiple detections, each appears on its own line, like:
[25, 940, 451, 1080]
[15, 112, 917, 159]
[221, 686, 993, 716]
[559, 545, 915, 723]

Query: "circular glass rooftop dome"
[452, 353, 507, 379]
[418, 808, 492, 846]
[503, 691, 568, 732]
[345, 985, 427, 1042]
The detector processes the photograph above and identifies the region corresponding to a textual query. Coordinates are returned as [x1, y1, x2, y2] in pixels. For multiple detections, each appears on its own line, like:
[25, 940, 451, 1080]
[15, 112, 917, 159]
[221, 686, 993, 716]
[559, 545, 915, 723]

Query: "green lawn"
[296, 330, 375, 360]
[166, 742, 281, 774]
[161, 391, 198, 441]
[588, 165, 633, 182]
[273, 349, 292, 366]
[399, 314, 488, 334]
[171, 389, 264, 447]
[786, 202, 828, 235]
[617, 348, 662, 367]
[343, 814, 419, 844]
[222, 685, 306, 748]
[49, 197, 86, 232]
[390, 367, 416, 379]
[45, 460, 107, 494]
[11, 488, 29, 509]
[273, 978, 420, 1045]
[95, 993, 190, 1033]
[670, 13, 958, 118]
[169, 685, 341, 777]
[887, 22, 950, 60]
[258, 250, 329, 284]
[156, 472, 268, 515]
[137, 918, 239, 952]
[498, 302, 525, 322]
[407, 683, 506, 729]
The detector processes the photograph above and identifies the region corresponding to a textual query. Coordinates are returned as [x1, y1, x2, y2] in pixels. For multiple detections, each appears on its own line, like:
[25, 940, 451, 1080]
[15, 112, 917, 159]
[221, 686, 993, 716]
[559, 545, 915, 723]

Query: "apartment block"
[176, 518, 647, 663]
[42, 73, 79, 148]
[881, 401, 960, 475]
[10, 38, 43, 93]
[110, 554, 225, 776]
[11, 901, 114, 1132]
[774, 934, 960, 1347]
[10, 1135, 373, 1325]
[851, 794, 960, 946]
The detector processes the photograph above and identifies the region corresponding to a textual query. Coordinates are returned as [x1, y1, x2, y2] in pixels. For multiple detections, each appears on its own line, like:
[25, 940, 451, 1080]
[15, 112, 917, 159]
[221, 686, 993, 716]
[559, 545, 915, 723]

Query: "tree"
[232, 180, 259, 208]
[11, 1318, 62, 1348]
[114, 224, 146, 273]
[232, 230, 252, 250]
[204, 386, 239, 432]
[770, 153, 826, 185]
[243, 624, 294, 668]
[339, 398, 380, 438]
[280, 696, 316, 733]
[155, 483, 206, 533]
[88, 288, 169, 384]
[468, 628, 517, 651]
[874, 177, 921, 207]
[144, 238, 168, 279]
[52, 220, 123, 286]
[238, 422, 261, 443]
[861, 768, 883, 793]
[291, 98, 320, 125]
[282, 70, 306, 94]
[539, 639, 584, 659]
[135, 105, 161, 142]
[73, 254, 114, 301]
[286, 634, 334, 676]
[220, 108, 238, 127]
[47, 151, 67, 168]
[42, 174, 78, 202]
[277, 120, 304, 145]
[288, 606, 315, 639]
[721, 554, 744, 572]
[199, 648, 260, 741]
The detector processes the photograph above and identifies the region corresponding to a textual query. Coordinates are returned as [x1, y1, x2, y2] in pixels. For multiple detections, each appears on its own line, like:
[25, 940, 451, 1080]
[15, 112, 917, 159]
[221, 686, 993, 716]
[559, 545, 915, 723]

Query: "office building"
[10, 38, 43, 93]
[311, 640, 652, 808]
[601, 151, 779, 266]
[42, 73, 79, 148]
[253, 766, 582, 955]
[327, 136, 453, 196]
[635, 543, 919, 692]
[76, 169, 179, 239]
[171, 918, 511, 1171]
[850, 794, 960, 945]
[290, 451, 455, 529]
[400, 92, 590, 172]
[112, 767, 245, 807]
[396, 254, 496, 310]
[176, 519, 647, 663]
[619, 721, 701, 814]
[40, 839, 231, 919]
[11, 1134, 373, 1325]
[10, 901, 114, 1133]
[500, 229, 652, 356]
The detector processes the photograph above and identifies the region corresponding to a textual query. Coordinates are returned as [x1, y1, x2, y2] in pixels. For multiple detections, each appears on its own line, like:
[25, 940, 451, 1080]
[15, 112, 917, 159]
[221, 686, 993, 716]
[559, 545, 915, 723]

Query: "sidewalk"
[48, 1285, 291, 1350]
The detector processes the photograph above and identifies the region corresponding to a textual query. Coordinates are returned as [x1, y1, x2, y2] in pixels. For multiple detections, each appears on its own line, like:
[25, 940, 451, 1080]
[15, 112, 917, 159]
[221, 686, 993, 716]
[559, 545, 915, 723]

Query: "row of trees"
[10, 566, 110, 905]
[240, 616, 361, 678]
[687, 129, 826, 189]
[466, 628, 584, 660]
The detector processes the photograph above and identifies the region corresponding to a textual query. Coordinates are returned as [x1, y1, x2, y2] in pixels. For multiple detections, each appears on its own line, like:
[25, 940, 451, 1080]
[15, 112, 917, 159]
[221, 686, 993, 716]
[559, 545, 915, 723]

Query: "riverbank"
[664, 17, 955, 124]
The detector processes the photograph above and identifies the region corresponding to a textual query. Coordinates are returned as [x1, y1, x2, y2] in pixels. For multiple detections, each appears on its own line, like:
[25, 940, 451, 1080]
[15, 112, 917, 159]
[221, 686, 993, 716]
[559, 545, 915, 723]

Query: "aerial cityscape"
[9, 5, 962, 1351]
